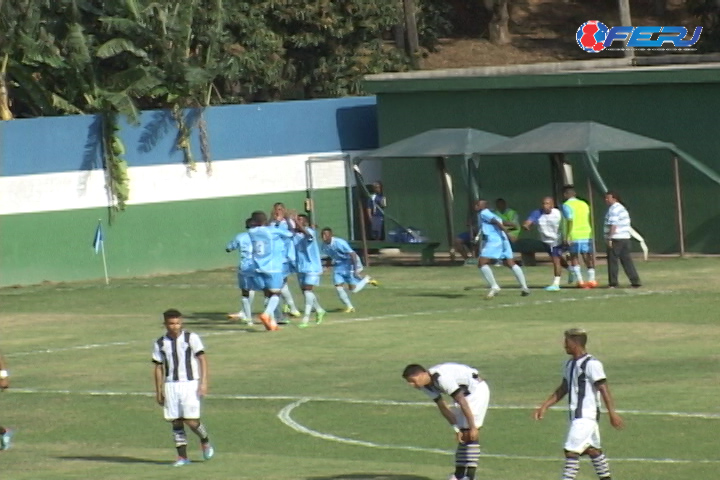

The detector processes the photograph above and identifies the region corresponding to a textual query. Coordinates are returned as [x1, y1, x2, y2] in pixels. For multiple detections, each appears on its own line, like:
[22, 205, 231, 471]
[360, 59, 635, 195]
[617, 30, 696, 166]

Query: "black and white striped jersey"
[152, 331, 205, 382]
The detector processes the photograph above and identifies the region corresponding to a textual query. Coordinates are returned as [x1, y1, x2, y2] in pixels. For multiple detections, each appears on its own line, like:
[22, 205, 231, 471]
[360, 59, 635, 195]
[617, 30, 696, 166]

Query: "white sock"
[264, 295, 279, 316]
[336, 286, 353, 308]
[588, 268, 596, 282]
[303, 290, 315, 319]
[313, 294, 325, 313]
[480, 265, 499, 290]
[511, 264, 528, 290]
[280, 283, 298, 312]
[353, 276, 371, 293]
[573, 265, 583, 282]
[553, 276, 561, 286]
[241, 296, 252, 320]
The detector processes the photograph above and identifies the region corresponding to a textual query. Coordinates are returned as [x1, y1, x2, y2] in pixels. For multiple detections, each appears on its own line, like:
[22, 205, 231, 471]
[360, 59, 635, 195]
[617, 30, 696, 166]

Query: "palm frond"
[50, 93, 84, 114]
[96, 38, 148, 60]
[66, 23, 91, 68]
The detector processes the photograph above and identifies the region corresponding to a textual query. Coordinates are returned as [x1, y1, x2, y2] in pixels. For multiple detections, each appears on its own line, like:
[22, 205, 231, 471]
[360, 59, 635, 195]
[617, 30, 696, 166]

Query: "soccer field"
[0, 258, 718, 480]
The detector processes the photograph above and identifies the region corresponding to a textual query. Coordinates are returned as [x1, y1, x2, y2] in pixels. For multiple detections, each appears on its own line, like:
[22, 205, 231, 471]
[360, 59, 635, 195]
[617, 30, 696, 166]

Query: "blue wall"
[0, 97, 378, 176]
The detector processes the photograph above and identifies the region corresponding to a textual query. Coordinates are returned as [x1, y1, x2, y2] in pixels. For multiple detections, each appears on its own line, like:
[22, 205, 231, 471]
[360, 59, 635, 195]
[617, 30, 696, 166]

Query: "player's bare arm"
[534, 379, 568, 420]
[597, 381, 624, 429]
[491, 218, 510, 238]
[452, 391, 478, 442]
[197, 352, 208, 398]
[434, 397, 458, 430]
[522, 219, 534, 231]
[153, 363, 165, 406]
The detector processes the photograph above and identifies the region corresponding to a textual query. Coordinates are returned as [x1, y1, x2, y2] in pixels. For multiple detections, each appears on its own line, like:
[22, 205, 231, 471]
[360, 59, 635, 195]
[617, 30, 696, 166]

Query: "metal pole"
[305, 160, 317, 227]
[345, 155, 355, 240]
[586, 176, 598, 259]
[618, 0, 635, 59]
[357, 193, 370, 266]
[437, 157, 456, 259]
[673, 156, 686, 257]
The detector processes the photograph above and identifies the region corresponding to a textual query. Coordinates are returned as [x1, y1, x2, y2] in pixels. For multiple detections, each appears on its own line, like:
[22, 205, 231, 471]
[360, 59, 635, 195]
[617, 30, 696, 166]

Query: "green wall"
[367, 68, 720, 253]
[0, 188, 348, 287]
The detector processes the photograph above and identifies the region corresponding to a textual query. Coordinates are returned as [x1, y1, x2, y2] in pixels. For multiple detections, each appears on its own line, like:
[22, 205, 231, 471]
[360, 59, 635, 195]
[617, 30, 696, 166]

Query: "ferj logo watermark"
[576, 21, 702, 53]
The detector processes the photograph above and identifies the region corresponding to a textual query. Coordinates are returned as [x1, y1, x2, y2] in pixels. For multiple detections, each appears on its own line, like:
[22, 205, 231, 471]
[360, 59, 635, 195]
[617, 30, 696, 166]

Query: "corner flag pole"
[93, 219, 109, 285]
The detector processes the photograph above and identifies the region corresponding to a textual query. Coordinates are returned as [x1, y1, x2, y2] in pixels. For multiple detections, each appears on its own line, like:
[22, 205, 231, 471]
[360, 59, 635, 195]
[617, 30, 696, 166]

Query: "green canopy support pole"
[550, 153, 565, 207]
[352, 159, 371, 266]
[673, 156, 686, 257]
[586, 176, 598, 260]
[437, 156, 456, 260]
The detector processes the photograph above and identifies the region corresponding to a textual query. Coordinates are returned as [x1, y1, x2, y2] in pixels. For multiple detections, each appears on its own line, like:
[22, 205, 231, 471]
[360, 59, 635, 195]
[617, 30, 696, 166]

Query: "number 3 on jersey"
[253, 240, 270, 257]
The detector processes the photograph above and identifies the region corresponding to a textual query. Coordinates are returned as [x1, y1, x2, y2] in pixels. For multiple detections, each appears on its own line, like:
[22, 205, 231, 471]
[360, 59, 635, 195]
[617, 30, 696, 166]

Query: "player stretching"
[248, 211, 295, 331]
[562, 186, 597, 288]
[0, 350, 13, 450]
[225, 218, 258, 325]
[523, 197, 573, 291]
[534, 328, 624, 480]
[403, 363, 490, 480]
[294, 214, 327, 327]
[474, 199, 530, 298]
[321, 228, 378, 313]
[153, 309, 214, 466]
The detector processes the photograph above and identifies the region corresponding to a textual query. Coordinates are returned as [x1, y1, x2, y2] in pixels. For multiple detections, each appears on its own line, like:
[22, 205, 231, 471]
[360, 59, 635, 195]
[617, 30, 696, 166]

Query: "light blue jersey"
[294, 228, 323, 275]
[226, 232, 256, 274]
[479, 208, 507, 241]
[248, 226, 294, 274]
[322, 237, 361, 272]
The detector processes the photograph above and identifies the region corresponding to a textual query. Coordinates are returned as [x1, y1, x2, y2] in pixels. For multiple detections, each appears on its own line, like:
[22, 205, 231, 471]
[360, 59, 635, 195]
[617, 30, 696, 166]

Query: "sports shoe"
[343, 306, 355, 313]
[227, 312, 245, 321]
[369, 279, 379, 287]
[577, 281, 587, 288]
[587, 280, 598, 288]
[544, 284, 560, 292]
[172, 457, 191, 467]
[521, 289, 531, 297]
[202, 443, 214, 460]
[486, 287, 501, 299]
[315, 310, 326, 324]
[297, 321, 310, 329]
[258, 313, 279, 331]
[0, 429, 13, 450]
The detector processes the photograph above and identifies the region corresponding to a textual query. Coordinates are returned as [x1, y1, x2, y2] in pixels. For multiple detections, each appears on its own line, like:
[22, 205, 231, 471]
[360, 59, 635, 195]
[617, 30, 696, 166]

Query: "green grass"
[1, 258, 719, 479]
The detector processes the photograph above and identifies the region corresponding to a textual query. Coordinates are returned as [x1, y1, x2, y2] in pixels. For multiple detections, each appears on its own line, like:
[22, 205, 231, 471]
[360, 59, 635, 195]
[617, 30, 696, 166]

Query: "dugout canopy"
[355, 128, 508, 256]
[477, 121, 720, 254]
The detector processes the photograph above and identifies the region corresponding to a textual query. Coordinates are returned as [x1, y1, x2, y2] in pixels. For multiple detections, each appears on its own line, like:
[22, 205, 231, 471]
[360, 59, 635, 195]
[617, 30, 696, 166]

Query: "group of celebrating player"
[225, 202, 378, 330]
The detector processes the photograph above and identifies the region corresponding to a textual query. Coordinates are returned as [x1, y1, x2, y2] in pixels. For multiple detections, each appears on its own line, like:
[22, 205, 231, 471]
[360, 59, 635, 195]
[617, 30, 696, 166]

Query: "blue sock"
[480, 265, 499, 289]
[336, 287, 353, 308]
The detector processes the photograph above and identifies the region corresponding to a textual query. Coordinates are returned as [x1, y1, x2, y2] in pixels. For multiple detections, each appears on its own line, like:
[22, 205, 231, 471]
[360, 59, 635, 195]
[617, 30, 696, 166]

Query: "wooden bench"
[350, 241, 442, 265]
[512, 238, 549, 266]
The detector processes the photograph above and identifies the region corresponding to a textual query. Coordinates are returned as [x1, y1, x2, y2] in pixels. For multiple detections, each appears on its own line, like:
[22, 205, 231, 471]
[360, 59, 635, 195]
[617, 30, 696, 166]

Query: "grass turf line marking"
[5, 289, 668, 358]
[277, 399, 720, 465]
[10, 388, 720, 420]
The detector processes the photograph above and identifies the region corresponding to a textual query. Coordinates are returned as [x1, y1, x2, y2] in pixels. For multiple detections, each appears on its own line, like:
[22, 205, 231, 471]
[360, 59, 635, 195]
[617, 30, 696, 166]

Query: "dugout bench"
[511, 238, 549, 266]
[350, 241, 442, 265]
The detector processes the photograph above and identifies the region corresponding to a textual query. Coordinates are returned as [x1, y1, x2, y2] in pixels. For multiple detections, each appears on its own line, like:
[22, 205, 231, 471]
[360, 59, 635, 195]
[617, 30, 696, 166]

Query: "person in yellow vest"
[493, 198, 520, 242]
[562, 186, 597, 288]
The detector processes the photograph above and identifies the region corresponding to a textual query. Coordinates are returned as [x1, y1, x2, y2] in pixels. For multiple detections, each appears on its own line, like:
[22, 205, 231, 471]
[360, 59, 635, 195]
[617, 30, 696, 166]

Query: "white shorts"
[451, 380, 490, 429]
[164, 380, 201, 421]
[564, 418, 602, 453]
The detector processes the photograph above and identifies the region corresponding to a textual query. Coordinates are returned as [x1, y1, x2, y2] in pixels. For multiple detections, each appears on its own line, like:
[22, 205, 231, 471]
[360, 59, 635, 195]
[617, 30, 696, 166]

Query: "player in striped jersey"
[293, 214, 326, 327]
[226, 218, 258, 325]
[152, 309, 214, 466]
[402, 363, 490, 480]
[534, 329, 624, 480]
[0, 351, 14, 450]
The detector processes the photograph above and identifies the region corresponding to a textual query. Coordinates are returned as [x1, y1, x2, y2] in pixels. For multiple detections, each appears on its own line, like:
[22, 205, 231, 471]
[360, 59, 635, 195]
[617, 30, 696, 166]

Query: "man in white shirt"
[402, 363, 490, 480]
[523, 196, 573, 291]
[534, 328, 624, 480]
[603, 191, 641, 288]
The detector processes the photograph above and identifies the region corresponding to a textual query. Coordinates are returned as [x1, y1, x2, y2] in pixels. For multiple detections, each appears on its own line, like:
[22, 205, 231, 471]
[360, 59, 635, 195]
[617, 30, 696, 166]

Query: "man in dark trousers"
[603, 191, 641, 288]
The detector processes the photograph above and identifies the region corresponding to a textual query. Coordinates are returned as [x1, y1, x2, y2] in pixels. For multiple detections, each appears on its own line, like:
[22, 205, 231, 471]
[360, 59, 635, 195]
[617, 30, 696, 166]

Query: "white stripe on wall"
[1, 151, 369, 215]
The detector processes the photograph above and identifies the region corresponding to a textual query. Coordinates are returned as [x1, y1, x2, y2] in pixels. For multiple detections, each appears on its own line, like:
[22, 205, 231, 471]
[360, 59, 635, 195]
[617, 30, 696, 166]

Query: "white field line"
[5, 289, 666, 358]
[10, 388, 720, 420]
[277, 398, 720, 465]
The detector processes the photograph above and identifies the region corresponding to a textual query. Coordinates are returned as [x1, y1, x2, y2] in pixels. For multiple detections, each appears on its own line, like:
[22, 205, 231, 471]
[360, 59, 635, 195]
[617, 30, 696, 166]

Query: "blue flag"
[92, 223, 104, 254]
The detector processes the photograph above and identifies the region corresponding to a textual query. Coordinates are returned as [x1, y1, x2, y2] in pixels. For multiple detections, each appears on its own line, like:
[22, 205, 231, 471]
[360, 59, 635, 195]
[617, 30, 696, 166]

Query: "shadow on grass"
[58, 455, 169, 465]
[306, 475, 432, 480]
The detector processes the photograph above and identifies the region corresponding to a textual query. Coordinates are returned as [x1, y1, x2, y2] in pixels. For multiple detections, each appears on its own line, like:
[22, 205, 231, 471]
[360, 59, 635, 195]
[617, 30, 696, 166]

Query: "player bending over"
[293, 214, 327, 327]
[403, 363, 490, 480]
[0, 350, 13, 450]
[153, 309, 214, 466]
[321, 227, 378, 313]
[226, 218, 259, 325]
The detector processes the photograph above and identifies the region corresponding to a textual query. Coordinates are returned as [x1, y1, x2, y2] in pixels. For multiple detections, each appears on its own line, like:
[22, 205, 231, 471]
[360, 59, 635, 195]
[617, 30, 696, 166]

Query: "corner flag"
[92, 222, 104, 254]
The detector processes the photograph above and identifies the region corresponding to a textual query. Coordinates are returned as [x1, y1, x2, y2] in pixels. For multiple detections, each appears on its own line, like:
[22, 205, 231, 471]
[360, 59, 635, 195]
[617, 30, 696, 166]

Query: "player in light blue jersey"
[225, 218, 259, 325]
[321, 228, 378, 313]
[475, 199, 530, 299]
[293, 214, 327, 327]
[248, 211, 295, 331]
[270, 202, 301, 320]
